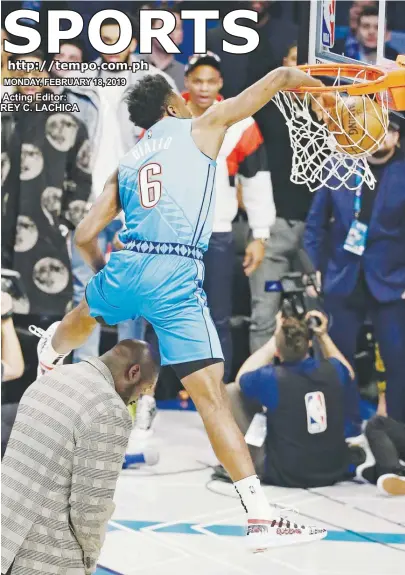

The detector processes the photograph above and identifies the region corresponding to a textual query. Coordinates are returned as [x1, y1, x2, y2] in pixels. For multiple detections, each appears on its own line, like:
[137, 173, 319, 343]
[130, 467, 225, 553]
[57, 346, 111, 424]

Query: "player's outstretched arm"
[198, 67, 322, 129]
[75, 169, 122, 273]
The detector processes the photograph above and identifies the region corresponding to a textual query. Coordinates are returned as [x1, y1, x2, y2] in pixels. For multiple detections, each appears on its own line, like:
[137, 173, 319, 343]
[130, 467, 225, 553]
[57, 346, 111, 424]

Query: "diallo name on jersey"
[132, 136, 172, 160]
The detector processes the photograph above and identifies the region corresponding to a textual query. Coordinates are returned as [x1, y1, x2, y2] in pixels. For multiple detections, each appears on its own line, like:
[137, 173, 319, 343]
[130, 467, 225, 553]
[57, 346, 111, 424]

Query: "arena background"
[1, 2, 405, 574]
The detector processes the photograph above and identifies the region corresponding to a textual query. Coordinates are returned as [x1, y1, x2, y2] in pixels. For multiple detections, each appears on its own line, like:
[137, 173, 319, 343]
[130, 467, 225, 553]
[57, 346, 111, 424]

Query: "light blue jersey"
[86, 115, 223, 367]
[118, 117, 216, 253]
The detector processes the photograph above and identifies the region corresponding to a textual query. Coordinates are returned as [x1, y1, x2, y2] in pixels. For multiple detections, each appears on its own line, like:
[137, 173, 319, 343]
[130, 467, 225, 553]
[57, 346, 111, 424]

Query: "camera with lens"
[265, 272, 322, 331]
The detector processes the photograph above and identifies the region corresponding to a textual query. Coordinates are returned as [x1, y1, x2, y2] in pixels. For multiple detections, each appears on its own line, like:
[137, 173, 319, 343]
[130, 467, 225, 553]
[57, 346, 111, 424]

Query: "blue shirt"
[118, 117, 217, 252]
[239, 357, 352, 412]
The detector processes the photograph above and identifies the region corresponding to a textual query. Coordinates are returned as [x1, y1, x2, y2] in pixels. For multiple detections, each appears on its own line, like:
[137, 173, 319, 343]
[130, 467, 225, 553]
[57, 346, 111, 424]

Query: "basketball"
[326, 95, 386, 156]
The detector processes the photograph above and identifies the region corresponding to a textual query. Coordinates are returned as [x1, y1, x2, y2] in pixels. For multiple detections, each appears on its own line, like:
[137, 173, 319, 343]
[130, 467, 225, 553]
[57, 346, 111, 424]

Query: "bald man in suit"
[1, 340, 159, 575]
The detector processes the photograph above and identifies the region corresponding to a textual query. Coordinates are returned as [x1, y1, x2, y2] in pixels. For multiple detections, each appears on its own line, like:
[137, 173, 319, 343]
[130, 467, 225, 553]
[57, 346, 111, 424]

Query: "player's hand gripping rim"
[282, 68, 324, 91]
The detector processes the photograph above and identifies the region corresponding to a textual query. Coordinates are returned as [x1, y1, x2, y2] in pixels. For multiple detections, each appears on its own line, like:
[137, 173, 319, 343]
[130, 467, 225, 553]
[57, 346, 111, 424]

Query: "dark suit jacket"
[304, 154, 405, 302]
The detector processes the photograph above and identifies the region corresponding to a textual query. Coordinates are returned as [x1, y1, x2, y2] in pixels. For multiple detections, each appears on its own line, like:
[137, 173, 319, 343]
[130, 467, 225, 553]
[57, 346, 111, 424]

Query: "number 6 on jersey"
[139, 163, 162, 208]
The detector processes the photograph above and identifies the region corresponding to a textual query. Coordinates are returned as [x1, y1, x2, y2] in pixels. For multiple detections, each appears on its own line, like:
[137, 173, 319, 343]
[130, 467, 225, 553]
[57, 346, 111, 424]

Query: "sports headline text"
[4, 8, 260, 56]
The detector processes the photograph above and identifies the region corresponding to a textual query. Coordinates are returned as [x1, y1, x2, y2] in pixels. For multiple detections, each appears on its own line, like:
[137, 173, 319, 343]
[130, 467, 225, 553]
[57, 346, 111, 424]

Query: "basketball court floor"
[94, 404, 405, 575]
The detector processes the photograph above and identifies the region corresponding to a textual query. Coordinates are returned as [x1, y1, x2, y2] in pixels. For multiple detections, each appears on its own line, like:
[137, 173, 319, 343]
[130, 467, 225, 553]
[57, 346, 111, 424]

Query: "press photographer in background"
[212, 309, 360, 488]
[1, 290, 24, 458]
[304, 117, 405, 424]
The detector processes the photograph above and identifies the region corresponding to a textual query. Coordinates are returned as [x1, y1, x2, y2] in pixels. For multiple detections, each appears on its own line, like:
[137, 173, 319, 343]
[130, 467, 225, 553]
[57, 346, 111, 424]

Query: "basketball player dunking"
[33, 66, 327, 551]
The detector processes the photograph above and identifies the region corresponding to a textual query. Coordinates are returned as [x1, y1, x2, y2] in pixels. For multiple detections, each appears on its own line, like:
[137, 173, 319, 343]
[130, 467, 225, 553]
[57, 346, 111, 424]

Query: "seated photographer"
[213, 311, 358, 488]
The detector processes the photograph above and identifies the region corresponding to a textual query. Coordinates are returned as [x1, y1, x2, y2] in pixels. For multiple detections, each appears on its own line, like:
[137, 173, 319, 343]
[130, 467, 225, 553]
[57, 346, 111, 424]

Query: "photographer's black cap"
[185, 52, 222, 76]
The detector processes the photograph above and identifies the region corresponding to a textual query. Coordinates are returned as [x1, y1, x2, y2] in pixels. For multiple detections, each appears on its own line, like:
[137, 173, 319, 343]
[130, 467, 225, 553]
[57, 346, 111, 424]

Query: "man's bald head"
[105, 339, 159, 378]
[100, 340, 160, 404]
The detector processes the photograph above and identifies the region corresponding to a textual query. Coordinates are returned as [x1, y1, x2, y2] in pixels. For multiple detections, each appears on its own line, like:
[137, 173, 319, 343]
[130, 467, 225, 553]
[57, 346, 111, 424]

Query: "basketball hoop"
[274, 61, 405, 191]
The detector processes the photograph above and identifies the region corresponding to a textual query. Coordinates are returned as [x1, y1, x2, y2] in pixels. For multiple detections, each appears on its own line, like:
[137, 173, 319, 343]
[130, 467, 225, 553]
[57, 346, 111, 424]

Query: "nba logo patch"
[321, 0, 336, 48]
[147, 130, 152, 139]
[305, 391, 327, 434]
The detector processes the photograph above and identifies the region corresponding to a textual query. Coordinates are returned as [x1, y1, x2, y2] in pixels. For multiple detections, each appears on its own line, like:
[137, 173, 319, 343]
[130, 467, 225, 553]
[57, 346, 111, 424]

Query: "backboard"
[304, 0, 404, 69]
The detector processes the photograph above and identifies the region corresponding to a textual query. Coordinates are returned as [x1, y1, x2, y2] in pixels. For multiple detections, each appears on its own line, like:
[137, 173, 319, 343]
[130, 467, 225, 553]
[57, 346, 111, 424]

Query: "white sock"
[234, 475, 274, 521]
[40, 339, 67, 367]
[139, 394, 156, 407]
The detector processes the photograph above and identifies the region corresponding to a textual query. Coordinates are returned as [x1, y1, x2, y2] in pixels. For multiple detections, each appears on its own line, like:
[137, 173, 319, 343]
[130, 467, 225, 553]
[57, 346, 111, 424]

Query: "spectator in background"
[183, 53, 275, 382]
[143, 4, 186, 91]
[336, 3, 398, 63]
[304, 119, 405, 424]
[1, 291, 25, 458]
[1, 51, 91, 323]
[63, 17, 177, 363]
[249, 44, 313, 352]
[52, 38, 85, 78]
[281, 42, 298, 67]
[247, 1, 298, 65]
[349, 0, 377, 34]
[206, 2, 278, 99]
[334, 0, 377, 58]
[355, 5, 398, 63]
[212, 311, 359, 487]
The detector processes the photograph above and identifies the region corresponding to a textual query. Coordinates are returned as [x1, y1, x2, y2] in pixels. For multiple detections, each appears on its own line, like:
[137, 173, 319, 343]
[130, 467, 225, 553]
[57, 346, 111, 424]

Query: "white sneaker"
[345, 433, 366, 446]
[29, 322, 65, 378]
[246, 517, 327, 553]
[377, 474, 405, 496]
[132, 395, 157, 438]
[351, 435, 376, 483]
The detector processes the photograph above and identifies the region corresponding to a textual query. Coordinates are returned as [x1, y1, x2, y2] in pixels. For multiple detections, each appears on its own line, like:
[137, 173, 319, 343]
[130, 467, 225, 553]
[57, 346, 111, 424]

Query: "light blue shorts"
[85, 250, 223, 366]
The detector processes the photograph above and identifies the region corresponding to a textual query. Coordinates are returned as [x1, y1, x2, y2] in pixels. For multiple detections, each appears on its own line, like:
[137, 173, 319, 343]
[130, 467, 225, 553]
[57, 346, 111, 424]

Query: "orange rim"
[288, 63, 393, 96]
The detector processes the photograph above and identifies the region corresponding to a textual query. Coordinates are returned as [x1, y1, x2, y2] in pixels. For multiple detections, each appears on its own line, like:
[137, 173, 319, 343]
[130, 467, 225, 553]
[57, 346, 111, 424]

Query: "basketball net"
[273, 69, 390, 192]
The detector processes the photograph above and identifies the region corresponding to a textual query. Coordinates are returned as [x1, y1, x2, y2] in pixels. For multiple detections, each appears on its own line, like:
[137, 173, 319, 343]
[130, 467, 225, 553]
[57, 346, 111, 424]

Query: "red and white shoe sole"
[37, 361, 55, 378]
[247, 520, 327, 553]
